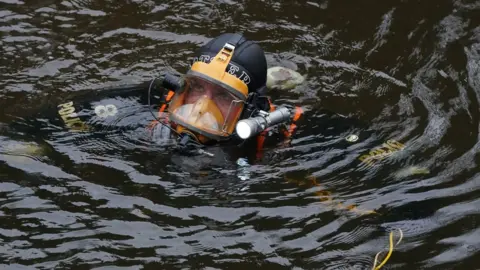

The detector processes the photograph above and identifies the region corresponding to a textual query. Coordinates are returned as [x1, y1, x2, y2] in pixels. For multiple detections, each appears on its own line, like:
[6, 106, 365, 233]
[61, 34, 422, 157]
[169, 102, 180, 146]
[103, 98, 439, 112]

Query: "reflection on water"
[1, 0, 480, 269]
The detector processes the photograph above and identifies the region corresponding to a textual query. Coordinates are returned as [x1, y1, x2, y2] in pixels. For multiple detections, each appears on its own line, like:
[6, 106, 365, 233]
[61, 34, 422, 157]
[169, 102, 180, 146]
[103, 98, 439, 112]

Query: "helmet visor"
[168, 75, 245, 139]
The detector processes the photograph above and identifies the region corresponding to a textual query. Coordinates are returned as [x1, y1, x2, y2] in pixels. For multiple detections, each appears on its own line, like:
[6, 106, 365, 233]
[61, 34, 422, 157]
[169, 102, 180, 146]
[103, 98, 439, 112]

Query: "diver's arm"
[252, 105, 303, 160]
[63, 80, 154, 103]
[65, 73, 182, 105]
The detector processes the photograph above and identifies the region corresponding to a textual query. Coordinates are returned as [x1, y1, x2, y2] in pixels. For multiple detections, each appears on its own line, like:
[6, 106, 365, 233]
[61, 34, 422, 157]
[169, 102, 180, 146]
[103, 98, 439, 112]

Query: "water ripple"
[0, 0, 480, 269]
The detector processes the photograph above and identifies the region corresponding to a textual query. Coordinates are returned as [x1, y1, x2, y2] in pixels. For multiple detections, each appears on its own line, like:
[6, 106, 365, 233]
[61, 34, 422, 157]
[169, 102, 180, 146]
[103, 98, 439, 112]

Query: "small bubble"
[346, 134, 359, 142]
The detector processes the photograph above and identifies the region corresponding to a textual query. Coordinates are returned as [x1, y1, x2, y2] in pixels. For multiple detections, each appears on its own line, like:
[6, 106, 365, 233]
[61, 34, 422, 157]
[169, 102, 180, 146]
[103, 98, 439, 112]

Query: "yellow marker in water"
[358, 139, 405, 167]
[372, 229, 403, 269]
[57, 101, 90, 132]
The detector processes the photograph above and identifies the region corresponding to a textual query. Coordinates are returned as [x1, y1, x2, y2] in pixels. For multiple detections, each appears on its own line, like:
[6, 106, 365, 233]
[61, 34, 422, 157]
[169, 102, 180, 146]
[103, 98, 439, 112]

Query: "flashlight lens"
[236, 121, 252, 139]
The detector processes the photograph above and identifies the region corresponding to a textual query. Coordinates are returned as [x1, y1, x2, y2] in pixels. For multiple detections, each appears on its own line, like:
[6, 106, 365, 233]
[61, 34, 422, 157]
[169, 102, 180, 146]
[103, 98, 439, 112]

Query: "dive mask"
[168, 40, 250, 142]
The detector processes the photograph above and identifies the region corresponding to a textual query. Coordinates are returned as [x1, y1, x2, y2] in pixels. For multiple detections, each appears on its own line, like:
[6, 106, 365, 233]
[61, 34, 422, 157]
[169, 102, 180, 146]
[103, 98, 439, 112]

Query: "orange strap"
[283, 106, 303, 138]
[293, 106, 303, 122]
[268, 98, 275, 112]
[158, 90, 175, 117]
[255, 98, 275, 160]
[147, 90, 175, 134]
[256, 100, 302, 159]
[256, 130, 267, 160]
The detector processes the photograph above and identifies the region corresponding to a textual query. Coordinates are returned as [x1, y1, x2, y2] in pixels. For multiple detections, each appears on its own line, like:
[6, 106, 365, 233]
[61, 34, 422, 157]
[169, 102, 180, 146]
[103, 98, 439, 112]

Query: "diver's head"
[167, 33, 268, 144]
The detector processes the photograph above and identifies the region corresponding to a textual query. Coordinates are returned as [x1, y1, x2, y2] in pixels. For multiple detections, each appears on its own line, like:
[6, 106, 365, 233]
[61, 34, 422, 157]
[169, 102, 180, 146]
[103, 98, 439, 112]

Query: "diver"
[0, 32, 304, 167]
[145, 32, 303, 153]
[0, 32, 403, 180]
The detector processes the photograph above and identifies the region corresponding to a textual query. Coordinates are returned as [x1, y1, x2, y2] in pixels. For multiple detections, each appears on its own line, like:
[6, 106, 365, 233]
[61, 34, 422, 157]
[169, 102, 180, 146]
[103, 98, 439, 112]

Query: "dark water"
[1, 0, 480, 269]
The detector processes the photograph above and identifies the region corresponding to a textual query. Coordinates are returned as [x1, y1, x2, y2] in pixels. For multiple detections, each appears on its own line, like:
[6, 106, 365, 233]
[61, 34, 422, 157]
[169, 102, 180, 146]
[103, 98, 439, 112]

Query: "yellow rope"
[372, 229, 403, 270]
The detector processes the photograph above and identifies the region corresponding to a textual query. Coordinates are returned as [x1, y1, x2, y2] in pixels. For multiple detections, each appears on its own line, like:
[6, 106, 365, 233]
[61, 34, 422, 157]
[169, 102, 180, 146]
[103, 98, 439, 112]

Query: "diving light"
[236, 120, 254, 139]
[235, 106, 293, 139]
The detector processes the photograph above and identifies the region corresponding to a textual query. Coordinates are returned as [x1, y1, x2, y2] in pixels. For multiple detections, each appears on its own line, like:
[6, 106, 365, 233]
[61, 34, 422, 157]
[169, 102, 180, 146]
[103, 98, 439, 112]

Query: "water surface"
[1, 0, 480, 269]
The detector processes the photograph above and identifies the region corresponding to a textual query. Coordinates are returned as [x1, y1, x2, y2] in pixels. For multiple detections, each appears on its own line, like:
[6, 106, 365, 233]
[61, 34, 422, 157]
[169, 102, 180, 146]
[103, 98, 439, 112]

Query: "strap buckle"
[224, 42, 235, 52]
[218, 42, 235, 62]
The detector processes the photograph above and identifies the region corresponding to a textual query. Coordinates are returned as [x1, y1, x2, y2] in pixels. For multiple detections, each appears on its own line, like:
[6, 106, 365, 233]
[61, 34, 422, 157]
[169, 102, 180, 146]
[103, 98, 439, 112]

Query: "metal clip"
[224, 43, 235, 52]
[257, 110, 269, 117]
